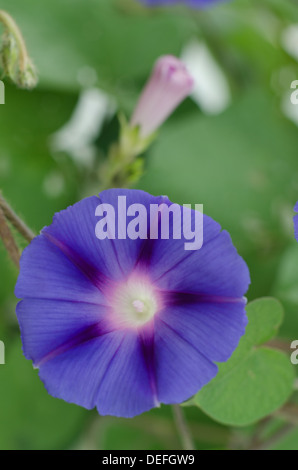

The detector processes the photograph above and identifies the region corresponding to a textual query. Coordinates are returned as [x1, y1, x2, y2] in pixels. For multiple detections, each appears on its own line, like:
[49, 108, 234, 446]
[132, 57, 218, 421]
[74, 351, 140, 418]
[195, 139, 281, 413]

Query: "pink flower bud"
[130, 55, 194, 137]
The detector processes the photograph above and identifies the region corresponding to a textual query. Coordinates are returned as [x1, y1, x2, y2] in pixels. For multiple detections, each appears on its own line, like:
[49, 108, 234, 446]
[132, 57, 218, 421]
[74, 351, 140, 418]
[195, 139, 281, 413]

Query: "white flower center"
[109, 275, 160, 328]
[132, 299, 145, 313]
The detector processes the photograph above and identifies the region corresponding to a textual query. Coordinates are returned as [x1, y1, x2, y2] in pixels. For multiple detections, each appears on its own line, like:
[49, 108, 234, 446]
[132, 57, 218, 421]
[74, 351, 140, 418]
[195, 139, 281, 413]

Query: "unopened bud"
[0, 10, 38, 89]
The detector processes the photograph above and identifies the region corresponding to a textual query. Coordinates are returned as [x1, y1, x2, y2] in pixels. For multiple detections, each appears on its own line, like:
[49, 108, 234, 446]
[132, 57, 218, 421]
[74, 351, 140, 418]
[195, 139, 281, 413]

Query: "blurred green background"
[0, 0, 298, 450]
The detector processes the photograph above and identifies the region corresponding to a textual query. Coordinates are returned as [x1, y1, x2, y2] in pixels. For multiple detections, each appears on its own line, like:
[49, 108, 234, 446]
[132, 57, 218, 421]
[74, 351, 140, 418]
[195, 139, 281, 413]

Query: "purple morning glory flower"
[15, 189, 250, 418]
[140, 0, 225, 8]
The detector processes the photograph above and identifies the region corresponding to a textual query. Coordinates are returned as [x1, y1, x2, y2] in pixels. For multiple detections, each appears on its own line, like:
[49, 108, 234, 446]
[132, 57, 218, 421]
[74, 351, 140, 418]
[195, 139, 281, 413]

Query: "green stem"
[0, 10, 28, 72]
[172, 405, 195, 451]
[100, 117, 154, 189]
[101, 143, 142, 189]
[0, 194, 35, 242]
[0, 205, 20, 267]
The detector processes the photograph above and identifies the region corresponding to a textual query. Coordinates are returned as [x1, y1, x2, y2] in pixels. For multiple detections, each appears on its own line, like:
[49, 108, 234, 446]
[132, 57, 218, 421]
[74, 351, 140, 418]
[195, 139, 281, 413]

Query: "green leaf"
[0, 338, 87, 449]
[194, 298, 295, 427]
[241, 297, 283, 346]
